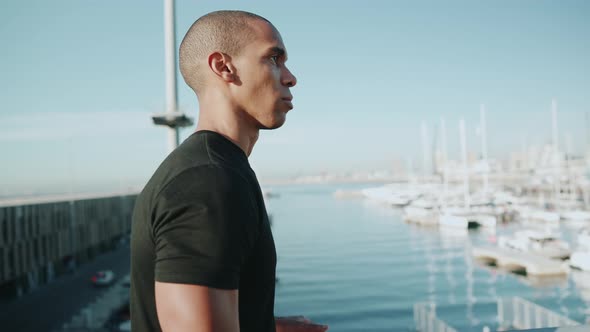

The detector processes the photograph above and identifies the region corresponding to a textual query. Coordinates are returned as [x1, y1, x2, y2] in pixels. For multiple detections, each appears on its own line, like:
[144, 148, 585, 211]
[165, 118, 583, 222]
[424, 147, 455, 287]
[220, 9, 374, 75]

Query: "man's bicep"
[155, 281, 239, 332]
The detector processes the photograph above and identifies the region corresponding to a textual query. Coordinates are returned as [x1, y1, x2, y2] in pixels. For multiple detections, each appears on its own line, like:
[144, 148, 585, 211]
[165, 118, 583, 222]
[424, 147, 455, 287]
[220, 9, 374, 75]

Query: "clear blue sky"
[1, 0, 589, 196]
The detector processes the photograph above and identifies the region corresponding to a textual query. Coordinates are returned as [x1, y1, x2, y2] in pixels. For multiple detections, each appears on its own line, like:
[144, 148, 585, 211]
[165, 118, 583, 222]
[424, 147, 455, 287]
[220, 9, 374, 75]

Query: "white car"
[122, 275, 131, 288]
[91, 270, 115, 286]
[118, 319, 131, 332]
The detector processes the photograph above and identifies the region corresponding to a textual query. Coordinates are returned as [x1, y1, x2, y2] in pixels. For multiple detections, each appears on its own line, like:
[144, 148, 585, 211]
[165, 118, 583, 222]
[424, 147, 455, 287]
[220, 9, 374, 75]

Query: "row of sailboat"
[353, 99, 590, 272]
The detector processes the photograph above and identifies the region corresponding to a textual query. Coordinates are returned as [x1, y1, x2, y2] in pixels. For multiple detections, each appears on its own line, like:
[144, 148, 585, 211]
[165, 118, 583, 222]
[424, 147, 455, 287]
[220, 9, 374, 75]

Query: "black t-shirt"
[130, 130, 277, 332]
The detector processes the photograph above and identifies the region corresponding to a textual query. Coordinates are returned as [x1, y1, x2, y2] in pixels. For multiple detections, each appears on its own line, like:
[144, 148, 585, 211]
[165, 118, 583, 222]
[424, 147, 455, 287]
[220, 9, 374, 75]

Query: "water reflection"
[414, 296, 581, 331]
[272, 185, 588, 331]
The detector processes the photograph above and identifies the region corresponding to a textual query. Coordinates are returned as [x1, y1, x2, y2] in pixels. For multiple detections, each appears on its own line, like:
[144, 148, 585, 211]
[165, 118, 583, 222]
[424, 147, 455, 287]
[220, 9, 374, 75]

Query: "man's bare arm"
[155, 281, 239, 332]
[276, 316, 329, 331]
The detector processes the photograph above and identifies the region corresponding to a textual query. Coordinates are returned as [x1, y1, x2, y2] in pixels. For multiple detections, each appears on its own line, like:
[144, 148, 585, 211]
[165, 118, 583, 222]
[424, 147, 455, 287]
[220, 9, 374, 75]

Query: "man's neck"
[196, 112, 259, 157]
[197, 119, 258, 157]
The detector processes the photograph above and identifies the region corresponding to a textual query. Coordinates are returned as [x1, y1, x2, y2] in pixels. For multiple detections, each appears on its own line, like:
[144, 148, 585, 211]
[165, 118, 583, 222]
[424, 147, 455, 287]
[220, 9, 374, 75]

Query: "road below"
[0, 244, 130, 332]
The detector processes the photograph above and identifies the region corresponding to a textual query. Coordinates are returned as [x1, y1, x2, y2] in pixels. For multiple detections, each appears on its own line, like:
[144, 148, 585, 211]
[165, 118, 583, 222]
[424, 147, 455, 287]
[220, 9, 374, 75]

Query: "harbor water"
[269, 184, 590, 331]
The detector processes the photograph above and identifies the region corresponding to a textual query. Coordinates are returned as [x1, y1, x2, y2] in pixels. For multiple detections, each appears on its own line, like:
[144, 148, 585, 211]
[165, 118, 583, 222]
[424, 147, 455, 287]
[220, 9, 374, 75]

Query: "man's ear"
[208, 52, 236, 83]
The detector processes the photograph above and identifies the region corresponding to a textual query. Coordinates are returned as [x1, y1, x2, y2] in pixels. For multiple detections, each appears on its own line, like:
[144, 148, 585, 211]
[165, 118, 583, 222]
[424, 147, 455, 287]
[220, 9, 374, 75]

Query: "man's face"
[230, 20, 297, 130]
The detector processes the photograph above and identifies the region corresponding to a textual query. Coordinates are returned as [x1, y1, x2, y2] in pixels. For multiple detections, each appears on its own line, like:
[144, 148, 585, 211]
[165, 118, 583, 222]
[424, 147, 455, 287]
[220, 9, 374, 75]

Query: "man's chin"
[260, 116, 287, 130]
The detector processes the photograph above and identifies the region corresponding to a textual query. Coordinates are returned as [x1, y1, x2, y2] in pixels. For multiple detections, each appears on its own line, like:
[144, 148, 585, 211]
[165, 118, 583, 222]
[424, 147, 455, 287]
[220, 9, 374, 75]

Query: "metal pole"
[460, 119, 470, 209]
[480, 104, 489, 193]
[421, 122, 429, 178]
[552, 99, 560, 208]
[441, 118, 448, 210]
[164, 0, 179, 152]
[521, 134, 528, 171]
[566, 133, 575, 203]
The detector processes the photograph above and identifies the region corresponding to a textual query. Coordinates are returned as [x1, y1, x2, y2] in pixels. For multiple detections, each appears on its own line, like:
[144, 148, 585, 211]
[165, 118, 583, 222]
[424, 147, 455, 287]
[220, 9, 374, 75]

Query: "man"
[130, 10, 328, 332]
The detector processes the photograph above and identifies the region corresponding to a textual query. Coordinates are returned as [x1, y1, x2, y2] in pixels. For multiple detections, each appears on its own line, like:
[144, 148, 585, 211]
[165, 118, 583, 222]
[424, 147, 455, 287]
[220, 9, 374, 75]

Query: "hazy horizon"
[2, 0, 589, 196]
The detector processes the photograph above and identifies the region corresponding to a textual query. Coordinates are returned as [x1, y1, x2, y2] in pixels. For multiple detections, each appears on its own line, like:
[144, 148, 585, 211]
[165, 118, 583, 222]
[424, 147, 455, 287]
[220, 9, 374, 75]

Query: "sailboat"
[439, 111, 497, 230]
[570, 228, 590, 271]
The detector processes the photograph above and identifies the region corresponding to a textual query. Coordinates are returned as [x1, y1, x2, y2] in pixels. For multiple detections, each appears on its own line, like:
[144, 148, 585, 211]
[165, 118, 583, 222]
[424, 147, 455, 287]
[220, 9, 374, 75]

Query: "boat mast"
[460, 119, 470, 209]
[421, 122, 429, 180]
[552, 99, 560, 209]
[566, 133, 575, 204]
[441, 118, 448, 211]
[480, 104, 489, 193]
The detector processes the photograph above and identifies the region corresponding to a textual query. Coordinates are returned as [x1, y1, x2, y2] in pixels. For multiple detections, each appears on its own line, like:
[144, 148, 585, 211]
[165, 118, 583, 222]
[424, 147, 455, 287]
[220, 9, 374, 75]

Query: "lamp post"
[152, 0, 193, 153]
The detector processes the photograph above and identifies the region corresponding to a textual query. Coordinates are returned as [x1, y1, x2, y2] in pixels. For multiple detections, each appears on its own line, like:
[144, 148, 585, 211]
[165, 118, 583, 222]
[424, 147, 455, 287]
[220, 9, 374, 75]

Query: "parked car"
[91, 270, 115, 286]
[122, 275, 130, 288]
[118, 319, 131, 332]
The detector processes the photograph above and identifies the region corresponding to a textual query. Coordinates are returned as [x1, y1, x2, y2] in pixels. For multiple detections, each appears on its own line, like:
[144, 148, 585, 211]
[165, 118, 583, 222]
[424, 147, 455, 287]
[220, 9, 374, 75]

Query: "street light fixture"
[153, 0, 194, 153]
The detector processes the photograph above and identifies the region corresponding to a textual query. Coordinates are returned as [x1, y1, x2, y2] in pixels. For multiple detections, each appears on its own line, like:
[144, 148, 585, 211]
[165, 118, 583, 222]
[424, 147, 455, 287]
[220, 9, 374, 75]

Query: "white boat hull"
[438, 214, 468, 228]
[498, 230, 571, 260]
[403, 206, 438, 226]
[570, 251, 590, 271]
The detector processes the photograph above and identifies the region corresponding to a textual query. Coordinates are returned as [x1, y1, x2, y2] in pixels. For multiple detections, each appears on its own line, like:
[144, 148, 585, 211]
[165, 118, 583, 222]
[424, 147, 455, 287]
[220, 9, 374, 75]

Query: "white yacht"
[570, 251, 590, 271]
[578, 228, 590, 250]
[387, 195, 414, 208]
[570, 270, 590, 302]
[498, 229, 571, 260]
[439, 207, 497, 229]
[569, 228, 590, 271]
[561, 210, 590, 222]
[361, 186, 419, 207]
[438, 213, 469, 228]
[361, 186, 395, 204]
[467, 214, 497, 228]
[403, 206, 438, 226]
[528, 209, 560, 224]
[410, 197, 437, 209]
[561, 210, 590, 229]
[493, 191, 520, 206]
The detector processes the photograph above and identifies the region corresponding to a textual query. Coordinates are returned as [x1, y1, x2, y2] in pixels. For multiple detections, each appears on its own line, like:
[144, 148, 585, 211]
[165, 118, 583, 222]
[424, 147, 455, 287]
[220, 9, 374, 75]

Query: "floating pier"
[472, 247, 569, 276]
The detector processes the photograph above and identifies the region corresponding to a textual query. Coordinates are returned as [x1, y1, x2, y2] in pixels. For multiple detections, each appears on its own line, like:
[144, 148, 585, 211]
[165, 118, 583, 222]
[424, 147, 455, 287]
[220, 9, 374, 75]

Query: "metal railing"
[414, 302, 458, 332]
[498, 296, 580, 330]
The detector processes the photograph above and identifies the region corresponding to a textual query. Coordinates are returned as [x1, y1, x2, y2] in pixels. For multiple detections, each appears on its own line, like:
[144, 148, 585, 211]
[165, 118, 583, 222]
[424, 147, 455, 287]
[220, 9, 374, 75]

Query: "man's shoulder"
[158, 164, 252, 200]
[135, 163, 256, 222]
[166, 130, 251, 176]
[137, 131, 256, 209]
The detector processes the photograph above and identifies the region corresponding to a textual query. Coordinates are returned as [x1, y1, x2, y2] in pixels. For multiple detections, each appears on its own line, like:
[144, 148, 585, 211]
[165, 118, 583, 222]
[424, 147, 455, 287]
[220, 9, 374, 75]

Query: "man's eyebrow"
[268, 46, 286, 58]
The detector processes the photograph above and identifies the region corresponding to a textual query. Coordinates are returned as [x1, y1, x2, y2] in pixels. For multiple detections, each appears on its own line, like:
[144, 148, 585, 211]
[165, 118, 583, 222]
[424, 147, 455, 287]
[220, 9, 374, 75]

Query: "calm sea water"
[268, 183, 590, 332]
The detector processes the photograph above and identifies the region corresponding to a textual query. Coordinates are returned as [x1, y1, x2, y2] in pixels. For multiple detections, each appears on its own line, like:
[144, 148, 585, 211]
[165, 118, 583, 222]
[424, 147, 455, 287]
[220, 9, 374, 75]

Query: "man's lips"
[282, 98, 293, 109]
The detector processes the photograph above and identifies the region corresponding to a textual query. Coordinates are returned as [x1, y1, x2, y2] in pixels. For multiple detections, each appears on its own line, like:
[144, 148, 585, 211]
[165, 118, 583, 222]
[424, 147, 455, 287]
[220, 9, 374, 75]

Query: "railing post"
[535, 304, 542, 328]
[514, 297, 520, 328]
[524, 299, 531, 329]
[497, 297, 504, 327]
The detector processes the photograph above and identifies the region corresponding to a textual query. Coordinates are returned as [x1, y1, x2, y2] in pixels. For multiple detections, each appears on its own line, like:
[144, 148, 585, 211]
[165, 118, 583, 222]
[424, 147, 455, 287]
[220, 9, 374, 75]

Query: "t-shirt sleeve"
[151, 165, 259, 289]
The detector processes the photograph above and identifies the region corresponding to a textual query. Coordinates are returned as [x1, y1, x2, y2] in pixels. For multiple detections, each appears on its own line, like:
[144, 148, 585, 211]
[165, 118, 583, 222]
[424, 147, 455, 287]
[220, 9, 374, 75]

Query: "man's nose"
[282, 67, 297, 87]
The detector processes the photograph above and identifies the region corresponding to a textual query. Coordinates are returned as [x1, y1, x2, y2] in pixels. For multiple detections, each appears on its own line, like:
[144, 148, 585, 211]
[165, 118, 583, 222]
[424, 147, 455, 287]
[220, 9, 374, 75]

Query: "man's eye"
[270, 55, 279, 64]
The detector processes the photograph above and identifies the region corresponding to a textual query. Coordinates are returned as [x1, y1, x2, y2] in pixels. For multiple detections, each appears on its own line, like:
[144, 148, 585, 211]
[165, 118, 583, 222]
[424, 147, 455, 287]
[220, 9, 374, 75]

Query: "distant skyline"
[1, 1, 589, 196]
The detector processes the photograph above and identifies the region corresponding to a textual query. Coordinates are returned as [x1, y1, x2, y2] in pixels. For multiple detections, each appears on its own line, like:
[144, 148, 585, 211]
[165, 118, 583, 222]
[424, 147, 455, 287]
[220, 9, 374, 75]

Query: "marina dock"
[472, 247, 569, 276]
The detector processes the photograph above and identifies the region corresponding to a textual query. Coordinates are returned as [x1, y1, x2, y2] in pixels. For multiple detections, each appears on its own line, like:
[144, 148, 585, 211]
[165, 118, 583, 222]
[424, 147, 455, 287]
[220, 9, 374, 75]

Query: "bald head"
[179, 10, 272, 95]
